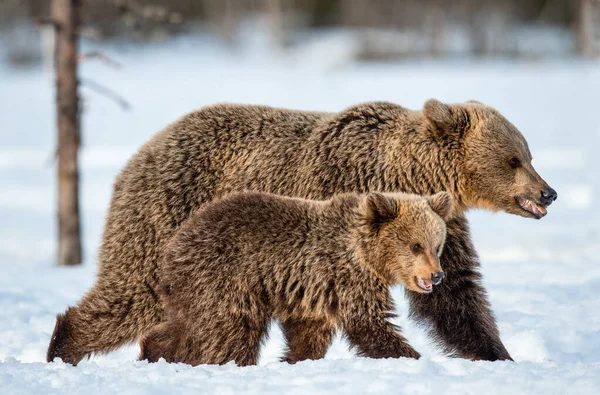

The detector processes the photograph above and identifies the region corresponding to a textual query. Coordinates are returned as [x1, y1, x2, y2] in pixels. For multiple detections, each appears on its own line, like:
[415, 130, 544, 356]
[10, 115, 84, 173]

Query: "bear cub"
[140, 190, 453, 366]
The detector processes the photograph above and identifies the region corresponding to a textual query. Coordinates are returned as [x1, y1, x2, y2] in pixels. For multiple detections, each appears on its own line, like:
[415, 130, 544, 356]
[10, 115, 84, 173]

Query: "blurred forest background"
[1, 0, 599, 68]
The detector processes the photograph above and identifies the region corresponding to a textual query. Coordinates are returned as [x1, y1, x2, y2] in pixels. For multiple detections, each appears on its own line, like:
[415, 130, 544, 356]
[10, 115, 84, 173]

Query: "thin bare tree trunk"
[52, 0, 82, 266]
[576, 0, 598, 58]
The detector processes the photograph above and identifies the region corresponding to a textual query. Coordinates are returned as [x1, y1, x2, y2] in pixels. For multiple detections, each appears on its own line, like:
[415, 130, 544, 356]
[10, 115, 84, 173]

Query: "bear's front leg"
[406, 216, 513, 361]
[343, 315, 420, 360]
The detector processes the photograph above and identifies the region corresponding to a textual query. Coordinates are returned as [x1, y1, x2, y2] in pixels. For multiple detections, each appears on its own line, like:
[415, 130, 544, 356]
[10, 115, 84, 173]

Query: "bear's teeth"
[534, 204, 547, 216]
[518, 197, 547, 218]
[528, 200, 547, 217]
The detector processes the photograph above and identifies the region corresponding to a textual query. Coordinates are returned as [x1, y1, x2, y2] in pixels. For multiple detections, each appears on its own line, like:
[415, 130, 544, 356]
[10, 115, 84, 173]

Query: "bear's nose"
[431, 271, 445, 286]
[540, 188, 558, 206]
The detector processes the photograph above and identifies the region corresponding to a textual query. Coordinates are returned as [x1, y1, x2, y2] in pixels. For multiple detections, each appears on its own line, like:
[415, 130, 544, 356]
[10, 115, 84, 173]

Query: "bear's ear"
[426, 191, 453, 221]
[467, 99, 483, 105]
[365, 193, 398, 231]
[423, 99, 470, 140]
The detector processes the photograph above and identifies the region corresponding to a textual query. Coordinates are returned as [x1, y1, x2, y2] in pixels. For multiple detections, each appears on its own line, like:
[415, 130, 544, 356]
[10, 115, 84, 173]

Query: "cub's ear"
[423, 99, 470, 140]
[426, 191, 453, 221]
[365, 193, 398, 231]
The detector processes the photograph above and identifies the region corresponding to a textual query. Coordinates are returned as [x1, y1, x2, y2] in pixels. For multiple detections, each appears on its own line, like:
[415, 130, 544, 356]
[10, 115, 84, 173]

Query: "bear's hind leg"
[281, 318, 333, 363]
[47, 282, 161, 365]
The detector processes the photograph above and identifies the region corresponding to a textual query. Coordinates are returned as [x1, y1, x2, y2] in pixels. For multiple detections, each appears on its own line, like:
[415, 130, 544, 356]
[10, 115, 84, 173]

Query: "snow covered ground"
[1, 35, 600, 393]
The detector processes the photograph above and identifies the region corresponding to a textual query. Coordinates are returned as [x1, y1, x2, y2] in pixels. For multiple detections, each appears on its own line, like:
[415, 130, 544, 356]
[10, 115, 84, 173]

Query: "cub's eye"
[412, 243, 423, 253]
[509, 157, 521, 169]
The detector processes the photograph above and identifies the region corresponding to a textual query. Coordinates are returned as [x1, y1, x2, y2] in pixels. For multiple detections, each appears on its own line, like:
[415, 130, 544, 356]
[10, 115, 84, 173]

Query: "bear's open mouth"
[415, 277, 433, 293]
[517, 196, 547, 219]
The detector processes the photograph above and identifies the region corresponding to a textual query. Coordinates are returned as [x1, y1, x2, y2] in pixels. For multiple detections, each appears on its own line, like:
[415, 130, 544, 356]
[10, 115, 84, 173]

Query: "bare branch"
[78, 51, 123, 69]
[80, 78, 131, 111]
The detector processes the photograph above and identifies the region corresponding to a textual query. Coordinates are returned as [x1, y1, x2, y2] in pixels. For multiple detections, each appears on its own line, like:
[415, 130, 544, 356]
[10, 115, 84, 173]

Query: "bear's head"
[424, 99, 557, 219]
[359, 191, 452, 293]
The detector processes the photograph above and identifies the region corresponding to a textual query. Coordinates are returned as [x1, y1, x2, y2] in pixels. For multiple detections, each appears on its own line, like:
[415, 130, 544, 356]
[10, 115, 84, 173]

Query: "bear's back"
[160, 192, 359, 294]
[162, 192, 320, 275]
[192, 191, 316, 246]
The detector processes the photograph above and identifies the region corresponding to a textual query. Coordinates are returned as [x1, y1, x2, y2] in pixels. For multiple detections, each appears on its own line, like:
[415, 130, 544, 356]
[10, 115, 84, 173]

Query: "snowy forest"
[0, 1, 599, 394]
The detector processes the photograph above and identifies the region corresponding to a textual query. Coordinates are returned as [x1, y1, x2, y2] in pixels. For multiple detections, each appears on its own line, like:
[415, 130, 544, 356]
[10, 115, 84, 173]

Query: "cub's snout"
[415, 269, 445, 293]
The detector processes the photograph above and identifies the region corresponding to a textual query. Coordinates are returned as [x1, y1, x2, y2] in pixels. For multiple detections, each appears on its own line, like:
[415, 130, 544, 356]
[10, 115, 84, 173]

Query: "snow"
[1, 34, 600, 393]
[2, 357, 598, 395]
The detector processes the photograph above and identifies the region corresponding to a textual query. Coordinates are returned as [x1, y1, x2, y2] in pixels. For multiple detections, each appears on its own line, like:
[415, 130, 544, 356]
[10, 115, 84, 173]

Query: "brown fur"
[139, 191, 452, 366]
[47, 99, 556, 364]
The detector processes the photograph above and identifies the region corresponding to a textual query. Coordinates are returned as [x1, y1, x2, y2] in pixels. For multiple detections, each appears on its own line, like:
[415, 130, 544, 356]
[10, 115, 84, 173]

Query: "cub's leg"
[280, 318, 334, 363]
[140, 319, 187, 364]
[343, 318, 420, 360]
[141, 310, 271, 367]
[219, 312, 271, 367]
[341, 289, 420, 360]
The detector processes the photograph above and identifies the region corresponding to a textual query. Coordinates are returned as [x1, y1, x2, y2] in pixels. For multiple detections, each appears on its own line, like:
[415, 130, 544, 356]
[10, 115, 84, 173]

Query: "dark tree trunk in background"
[576, 0, 597, 58]
[52, 0, 82, 266]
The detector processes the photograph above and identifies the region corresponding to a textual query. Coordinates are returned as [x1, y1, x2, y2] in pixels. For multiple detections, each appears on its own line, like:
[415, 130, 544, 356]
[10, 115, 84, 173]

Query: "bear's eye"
[509, 157, 521, 169]
[412, 243, 423, 253]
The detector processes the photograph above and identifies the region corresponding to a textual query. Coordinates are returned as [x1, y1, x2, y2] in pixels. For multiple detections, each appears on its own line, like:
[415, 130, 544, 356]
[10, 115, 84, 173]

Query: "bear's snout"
[540, 187, 558, 206]
[431, 271, 445, 286]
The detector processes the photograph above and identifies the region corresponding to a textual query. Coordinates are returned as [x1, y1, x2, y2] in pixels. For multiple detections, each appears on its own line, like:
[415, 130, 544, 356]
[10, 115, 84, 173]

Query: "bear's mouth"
[516, 196, 547, 219]
[415, 277, 433, 293]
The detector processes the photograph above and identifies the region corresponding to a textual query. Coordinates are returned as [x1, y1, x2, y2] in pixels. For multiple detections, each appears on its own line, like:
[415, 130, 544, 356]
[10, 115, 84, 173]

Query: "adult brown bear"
[47, 99, 557, 365]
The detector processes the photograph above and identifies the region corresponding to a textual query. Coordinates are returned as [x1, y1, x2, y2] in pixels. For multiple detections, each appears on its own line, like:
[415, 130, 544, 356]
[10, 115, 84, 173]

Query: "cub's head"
[360, 191, 452, 294]
[424, 99, 557, 219]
